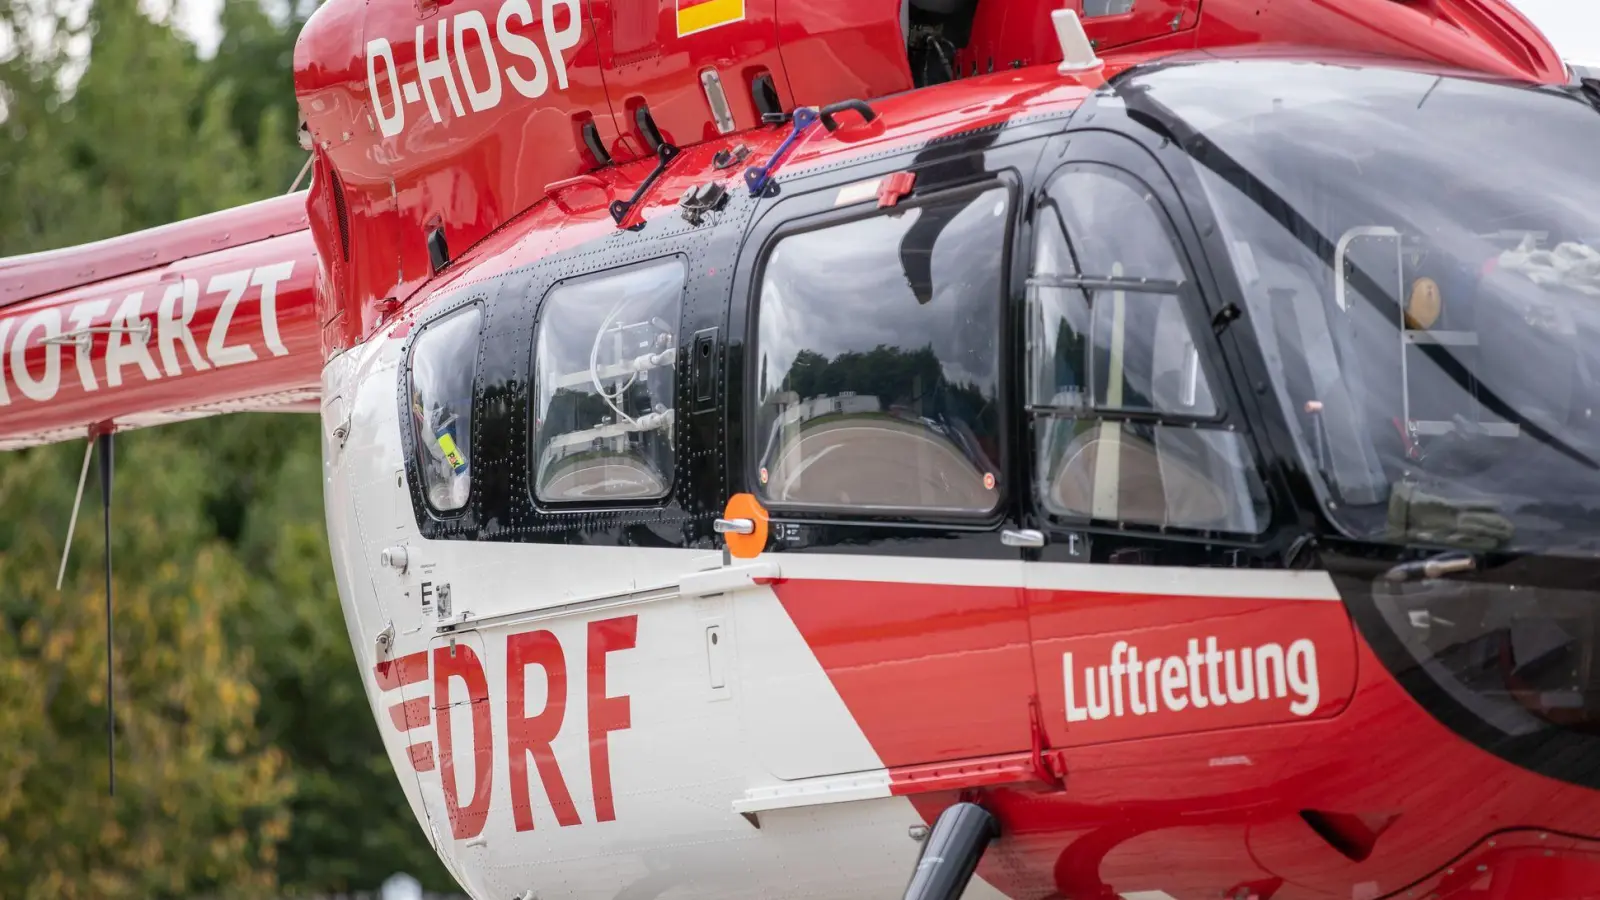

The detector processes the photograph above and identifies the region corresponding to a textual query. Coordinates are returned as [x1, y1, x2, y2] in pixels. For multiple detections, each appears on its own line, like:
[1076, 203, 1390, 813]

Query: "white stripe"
[774, 553, 1341, 600]
[733, 771, 893, 813]
[1026, 563, 1341, 600]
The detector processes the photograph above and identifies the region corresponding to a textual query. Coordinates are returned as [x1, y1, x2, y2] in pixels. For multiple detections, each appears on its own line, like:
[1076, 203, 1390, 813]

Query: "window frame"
[527, 253, 689, 513]
[1026, 160, 1270, 537]
[404, 297, 487, 520]
[742, 176, 1020, 524]
[1029, 161, 1229, 427]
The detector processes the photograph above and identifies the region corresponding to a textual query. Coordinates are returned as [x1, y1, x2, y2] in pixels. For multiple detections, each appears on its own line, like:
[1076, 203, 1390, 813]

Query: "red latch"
[877, 171, 916, 208]
[1028, 694, 1067, 791]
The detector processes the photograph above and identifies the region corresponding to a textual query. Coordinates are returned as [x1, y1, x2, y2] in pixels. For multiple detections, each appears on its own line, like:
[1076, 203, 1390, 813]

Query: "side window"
[752, 184, 1009, 515]
[1028, 165, 1268, 533]
[533, 259, 684, 503]
[409, 304, 483, 514]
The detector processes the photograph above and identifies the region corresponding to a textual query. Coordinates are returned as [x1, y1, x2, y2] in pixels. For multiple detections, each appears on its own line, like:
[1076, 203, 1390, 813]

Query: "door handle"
[1001, 529, 1046, 548]
[715, 517, 756, 535]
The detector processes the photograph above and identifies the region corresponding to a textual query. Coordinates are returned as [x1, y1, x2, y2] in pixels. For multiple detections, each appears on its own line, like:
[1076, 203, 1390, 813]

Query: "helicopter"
[4, 0, 1600, 898]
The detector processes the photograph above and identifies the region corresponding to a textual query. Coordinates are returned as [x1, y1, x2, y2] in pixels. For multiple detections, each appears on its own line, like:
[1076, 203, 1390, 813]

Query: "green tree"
[210, 417, 458, 893]
[0, 433, 293, 900]
[1, 0, 460, 892]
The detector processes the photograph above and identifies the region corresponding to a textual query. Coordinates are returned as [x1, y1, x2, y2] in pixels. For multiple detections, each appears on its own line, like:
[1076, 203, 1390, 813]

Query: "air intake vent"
[331, 169, 351, 263]
[1300, 810, 1395, 862]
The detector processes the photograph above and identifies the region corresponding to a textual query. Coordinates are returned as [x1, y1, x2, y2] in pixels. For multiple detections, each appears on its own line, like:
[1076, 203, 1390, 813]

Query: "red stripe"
[677, 0, 721, 9]
[408, 742, 435, 772]
[886, 752, 1044, 796]
[388, 696, 432, 732]
[375, 651, 429, 692]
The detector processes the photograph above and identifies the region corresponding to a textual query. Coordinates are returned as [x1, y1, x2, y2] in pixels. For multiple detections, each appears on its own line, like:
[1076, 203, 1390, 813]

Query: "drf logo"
[374, 615, 637, 840]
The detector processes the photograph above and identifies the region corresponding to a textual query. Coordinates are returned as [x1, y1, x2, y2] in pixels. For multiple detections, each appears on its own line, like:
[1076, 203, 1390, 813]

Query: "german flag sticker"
[677, 0, 744, 36]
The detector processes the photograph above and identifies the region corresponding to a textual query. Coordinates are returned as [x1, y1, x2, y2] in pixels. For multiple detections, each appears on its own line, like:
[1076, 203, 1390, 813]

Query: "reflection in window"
[1172, 61, 1600, 552]
[410, 305, 482, 513]
[534, 260, 682, 503]
[753, 186, 1009, 514]
[1040, 420, 1267, 531]
[1029, 166, 1265, 532]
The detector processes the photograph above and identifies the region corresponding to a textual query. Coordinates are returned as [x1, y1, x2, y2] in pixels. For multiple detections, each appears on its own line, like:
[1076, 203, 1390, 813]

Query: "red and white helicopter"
[4, 1, 1600, 897]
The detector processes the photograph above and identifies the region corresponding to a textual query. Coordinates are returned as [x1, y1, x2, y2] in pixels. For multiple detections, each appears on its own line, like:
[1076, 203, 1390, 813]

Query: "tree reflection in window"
[753, 185, 1009, 514]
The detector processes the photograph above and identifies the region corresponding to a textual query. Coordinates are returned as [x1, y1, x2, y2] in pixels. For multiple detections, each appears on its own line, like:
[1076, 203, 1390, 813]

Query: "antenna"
[55, 438, 95, 591]
[98, 430, 115, 796]
[1051, 8, 1103, 75]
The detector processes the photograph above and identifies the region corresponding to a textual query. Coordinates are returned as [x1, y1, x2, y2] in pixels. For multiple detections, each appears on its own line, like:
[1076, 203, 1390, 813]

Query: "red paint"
[1027, 591, 1358, 747]
[408, 741, 437, 772]
[433, 643, 494, 840]
[772, 579, 1035, 767]
[375, 650, 430, 691]
[956, 0, 1563, 86]
[778, 592, 1600, 900]
[389, 696, 433, 732]
[3, 0, 1571, 452]
[876, 171, 916, 208]
[586, 615, 638, 823]
[0, 212, 321, 449]
[507, 629, 581, 830]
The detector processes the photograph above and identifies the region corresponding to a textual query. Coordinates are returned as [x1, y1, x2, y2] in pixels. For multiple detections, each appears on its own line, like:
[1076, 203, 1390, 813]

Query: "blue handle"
[745, 107, 820, 197]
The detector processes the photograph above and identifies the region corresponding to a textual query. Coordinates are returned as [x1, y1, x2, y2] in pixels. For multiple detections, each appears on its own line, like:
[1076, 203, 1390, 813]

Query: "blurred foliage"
[0, 0, 458, 895]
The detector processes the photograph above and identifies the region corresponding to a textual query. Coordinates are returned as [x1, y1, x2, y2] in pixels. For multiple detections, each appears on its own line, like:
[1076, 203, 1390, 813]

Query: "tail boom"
[0, 196, 323, 450]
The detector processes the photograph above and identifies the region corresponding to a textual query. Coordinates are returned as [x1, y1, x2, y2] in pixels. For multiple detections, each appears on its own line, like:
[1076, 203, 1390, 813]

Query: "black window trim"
[1027, 159, 1270, 538]
[404, 296, 487, 521]
[743, 174, 1020, 526]
[526, 252, 690, 514]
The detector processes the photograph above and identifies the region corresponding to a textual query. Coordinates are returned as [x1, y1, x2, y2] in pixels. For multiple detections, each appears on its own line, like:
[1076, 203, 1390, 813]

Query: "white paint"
[11, 309, 62, 402]
[368, 38, 406, 139]
[104, 291, 161, 387]
[251, 261, 295, 358]
[498, 0, 551, 100]
[0, 315, 11, 406]
[66, 298, 110, 391]
[1064, 636, 1320, 722]
[733, 770, 893, 813]
[453, 11, 503, 113]
[158, 277, 210, 376]
[542, 0, 579, 90]
[205, 269, 257, 367]
[363, 0, 580, 141]
[416, 19, 467, 124]
[834, 178, 883, 206]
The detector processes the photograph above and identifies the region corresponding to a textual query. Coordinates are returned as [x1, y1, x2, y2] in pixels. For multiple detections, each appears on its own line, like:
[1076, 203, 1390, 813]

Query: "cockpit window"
[751, 184, 1008, 515]
[409, 304, 483, 514]
[1029, 164, 1267, 533]
[533, 259, 682, 504]
[1154, 60, 1600, 554]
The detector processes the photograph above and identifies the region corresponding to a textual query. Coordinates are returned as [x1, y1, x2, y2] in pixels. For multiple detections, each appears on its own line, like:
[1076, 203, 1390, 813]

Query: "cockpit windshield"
[1139, 60, 1600, 555]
